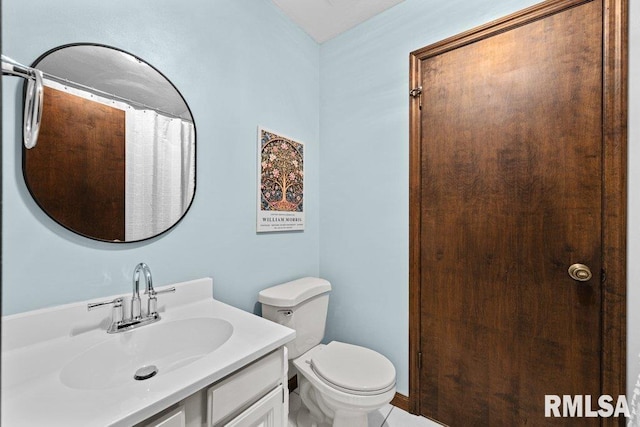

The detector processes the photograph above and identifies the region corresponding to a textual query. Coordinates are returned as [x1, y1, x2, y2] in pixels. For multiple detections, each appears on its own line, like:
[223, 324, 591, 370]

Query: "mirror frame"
[23, 43, 197, 243]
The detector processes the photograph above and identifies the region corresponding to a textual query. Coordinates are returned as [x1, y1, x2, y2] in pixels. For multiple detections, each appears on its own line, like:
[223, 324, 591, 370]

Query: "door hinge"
[418, 352, 422, 370]
[410, 86, 423, 110]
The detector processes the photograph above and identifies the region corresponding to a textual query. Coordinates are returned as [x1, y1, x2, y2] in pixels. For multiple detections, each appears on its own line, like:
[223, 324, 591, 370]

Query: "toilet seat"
[309, 341, 396, 396]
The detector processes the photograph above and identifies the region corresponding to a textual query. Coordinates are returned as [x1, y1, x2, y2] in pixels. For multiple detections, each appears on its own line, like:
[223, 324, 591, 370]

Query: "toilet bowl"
[258, 277, 396, 427]
[294, 342, 396, 427]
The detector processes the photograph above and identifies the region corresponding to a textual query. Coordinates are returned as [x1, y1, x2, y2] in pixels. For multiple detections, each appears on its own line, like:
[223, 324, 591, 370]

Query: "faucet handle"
[87, 297, 124, 328]
[149, 286, 176, 295]
[144, 284, 176, 296]
[146, 286, 176, 317]
[87, 296, 124, 311]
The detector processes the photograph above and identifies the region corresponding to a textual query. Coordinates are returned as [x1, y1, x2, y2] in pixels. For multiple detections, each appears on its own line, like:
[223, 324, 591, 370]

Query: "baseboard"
[390, 393, 409, 412]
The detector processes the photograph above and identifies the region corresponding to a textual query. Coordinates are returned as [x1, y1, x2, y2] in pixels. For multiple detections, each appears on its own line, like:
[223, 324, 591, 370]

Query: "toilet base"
[295, 405, 368, 427]
[295, 405, 331, 427]
[296, 370, 379, 427]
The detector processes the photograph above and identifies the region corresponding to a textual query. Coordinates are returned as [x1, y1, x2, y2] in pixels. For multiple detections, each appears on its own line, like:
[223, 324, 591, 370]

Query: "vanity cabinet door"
[207, 349, 284, 426]
[224, 386, 284, 427]
[143, 405, 186, 427]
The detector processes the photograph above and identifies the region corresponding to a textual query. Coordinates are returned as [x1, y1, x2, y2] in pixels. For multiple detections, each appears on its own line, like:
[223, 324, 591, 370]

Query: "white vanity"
[1, 278, 295, 426]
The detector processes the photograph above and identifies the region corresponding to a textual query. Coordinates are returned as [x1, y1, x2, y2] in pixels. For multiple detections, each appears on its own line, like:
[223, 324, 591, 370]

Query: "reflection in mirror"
[23, 44, 196, 242]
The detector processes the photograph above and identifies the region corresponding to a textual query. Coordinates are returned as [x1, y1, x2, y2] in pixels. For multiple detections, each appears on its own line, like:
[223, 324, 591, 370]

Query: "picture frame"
[257, 127, 305, 232]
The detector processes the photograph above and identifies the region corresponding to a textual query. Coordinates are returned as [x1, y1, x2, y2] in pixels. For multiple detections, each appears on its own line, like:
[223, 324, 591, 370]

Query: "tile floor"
[288, 390, 442, 427]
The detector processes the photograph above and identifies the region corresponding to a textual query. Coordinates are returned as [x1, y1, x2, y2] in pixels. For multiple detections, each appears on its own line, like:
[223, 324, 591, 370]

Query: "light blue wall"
[2, 0, 320, 315]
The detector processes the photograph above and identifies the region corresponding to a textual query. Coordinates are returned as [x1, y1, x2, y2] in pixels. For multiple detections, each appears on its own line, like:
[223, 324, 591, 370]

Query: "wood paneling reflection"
[25, 87, 126, 241]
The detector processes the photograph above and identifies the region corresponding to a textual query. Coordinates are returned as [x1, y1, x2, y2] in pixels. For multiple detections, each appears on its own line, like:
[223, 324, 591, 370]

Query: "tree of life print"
[260, 134, 303, 212]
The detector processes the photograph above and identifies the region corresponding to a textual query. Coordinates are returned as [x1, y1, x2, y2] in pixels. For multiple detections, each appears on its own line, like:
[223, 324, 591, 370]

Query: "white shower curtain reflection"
[126, 109, 195, 241]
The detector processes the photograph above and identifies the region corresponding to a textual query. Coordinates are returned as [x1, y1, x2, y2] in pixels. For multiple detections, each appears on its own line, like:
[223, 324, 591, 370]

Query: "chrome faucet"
[87, 263, 175, 333]
[132, 262, 152, 320]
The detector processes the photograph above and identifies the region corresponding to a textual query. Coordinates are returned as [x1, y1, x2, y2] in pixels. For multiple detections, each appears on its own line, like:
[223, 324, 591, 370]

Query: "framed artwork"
[257, 127, 304, 232]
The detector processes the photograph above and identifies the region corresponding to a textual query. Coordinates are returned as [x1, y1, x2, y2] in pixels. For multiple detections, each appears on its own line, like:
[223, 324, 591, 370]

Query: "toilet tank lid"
[258, 277, 331, 307]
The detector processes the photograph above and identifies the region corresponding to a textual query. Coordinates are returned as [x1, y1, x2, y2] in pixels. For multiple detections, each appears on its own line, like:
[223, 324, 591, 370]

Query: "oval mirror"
[23, 44, 196, 242]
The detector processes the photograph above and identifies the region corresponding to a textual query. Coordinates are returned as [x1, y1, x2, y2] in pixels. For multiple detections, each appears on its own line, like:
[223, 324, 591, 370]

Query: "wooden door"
[24, 86, 126, 241]
[408, 0, 627, 425]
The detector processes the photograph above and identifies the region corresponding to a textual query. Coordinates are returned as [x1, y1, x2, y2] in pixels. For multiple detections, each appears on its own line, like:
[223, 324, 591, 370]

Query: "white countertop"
[1, 278, 295, 426]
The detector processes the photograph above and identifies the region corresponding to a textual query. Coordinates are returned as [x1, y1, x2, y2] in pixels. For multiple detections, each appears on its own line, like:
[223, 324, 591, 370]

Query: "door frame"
[408, 0, 628, 420]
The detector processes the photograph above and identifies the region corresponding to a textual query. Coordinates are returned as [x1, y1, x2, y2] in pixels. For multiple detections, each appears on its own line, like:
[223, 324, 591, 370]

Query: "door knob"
[568, 263, 592, 282]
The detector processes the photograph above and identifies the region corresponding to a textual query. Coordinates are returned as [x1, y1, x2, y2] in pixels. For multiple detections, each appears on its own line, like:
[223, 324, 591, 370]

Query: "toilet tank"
[258, 277, 331, 359]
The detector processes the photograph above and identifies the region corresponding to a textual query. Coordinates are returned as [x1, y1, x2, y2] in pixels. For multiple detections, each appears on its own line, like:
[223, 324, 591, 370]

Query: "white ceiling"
[271, 0, 406, 43]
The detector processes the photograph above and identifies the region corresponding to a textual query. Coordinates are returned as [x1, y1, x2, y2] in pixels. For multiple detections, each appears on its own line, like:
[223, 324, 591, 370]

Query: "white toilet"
[259, 277, 396, 427]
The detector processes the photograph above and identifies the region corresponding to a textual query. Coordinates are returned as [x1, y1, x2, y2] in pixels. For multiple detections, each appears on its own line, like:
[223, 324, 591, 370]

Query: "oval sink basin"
[60, 317, 233, 390]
